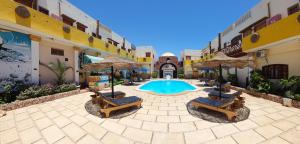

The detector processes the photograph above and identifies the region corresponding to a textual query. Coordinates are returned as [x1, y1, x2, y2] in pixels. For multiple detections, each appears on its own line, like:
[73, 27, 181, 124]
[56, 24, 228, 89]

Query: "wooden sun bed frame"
[191, 91, 243, 121]
[99, 96, 142, 118]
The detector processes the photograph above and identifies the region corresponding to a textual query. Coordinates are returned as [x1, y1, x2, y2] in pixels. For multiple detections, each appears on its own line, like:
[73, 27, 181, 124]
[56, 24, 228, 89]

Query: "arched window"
[262, 64, 288, 79]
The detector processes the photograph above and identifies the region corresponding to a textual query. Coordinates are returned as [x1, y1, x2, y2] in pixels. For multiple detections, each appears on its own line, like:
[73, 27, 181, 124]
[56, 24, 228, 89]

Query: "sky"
[69, 0, 260, 57]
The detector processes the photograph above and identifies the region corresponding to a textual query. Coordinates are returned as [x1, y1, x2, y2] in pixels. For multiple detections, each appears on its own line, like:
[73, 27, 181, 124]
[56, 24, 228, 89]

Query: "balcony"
[0, 0, 133, 60]
[137, 57, 153, 63]
[242, 11, 300, 52]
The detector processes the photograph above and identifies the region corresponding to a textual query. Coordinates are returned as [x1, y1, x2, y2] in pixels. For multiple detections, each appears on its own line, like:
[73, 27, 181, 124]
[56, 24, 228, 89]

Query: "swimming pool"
[138, 80, 197, 95]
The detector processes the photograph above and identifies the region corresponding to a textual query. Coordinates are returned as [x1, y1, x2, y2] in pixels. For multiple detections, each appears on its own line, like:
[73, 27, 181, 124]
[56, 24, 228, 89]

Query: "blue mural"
[0, 29, 32, 81]
[0, 30, 31, 62]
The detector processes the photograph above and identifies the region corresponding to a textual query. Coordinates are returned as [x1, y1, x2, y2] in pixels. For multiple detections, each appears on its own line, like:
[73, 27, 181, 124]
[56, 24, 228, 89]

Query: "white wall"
[98, 23, 112, 42]
[181, 49, 202, 61]
[135, 46, 156, 58]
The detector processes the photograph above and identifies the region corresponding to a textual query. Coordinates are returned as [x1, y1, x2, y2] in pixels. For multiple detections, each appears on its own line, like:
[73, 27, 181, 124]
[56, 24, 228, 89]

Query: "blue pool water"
[139, 80, 196, 95]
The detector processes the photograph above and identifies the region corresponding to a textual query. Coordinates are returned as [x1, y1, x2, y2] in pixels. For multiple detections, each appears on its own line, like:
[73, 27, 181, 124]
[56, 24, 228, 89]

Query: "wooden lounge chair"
[99, 96, 142, 117]
[191, 93, 240, 121]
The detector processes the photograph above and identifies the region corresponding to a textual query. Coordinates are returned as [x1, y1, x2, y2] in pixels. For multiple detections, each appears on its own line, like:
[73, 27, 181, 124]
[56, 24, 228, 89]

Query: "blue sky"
[69, 0, 260, 57]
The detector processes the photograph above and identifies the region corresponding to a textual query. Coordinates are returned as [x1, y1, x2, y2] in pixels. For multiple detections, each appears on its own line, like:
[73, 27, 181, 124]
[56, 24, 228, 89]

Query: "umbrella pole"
[219, 64, 222, 98]
[111, 66, 115, 98]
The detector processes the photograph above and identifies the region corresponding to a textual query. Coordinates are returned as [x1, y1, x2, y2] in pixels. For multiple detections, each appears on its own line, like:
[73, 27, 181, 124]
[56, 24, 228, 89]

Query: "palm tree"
[40, 59, 73, 85]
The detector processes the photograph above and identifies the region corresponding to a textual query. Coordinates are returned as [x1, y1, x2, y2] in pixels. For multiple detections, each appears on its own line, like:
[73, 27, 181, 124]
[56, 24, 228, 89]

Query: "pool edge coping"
[135, 79, 201, 96]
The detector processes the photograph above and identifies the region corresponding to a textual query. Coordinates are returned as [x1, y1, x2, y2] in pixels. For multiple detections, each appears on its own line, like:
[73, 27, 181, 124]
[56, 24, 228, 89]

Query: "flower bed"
[0, 89, 80, 111]
[229, 86, 300, 108]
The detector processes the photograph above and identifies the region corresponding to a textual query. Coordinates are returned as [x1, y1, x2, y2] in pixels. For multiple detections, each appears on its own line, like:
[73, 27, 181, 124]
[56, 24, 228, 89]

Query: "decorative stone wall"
[0, 89, 82, 111]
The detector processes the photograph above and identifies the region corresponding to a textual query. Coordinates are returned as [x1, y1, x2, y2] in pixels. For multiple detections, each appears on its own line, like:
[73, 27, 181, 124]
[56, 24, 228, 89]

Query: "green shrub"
[227, 73, 238, 86]
[250, 70, 265, 89]
[53, 84, 77, 93]
[152, 72, 158, 78]
[178, 74, 184, 79]
[257, 81, 271, 93]
[17, 84, 54, 100]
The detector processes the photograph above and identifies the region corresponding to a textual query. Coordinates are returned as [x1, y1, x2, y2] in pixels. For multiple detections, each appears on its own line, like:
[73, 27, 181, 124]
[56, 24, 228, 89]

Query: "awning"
[84, 55, 104, 64]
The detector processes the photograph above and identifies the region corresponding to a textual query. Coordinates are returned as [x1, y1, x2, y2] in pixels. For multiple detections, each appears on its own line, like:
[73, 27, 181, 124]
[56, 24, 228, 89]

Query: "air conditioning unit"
[256, 50, 267, 58]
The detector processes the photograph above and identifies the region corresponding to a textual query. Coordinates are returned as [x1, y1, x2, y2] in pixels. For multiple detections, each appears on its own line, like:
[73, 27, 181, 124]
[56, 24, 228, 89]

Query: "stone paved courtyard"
[1, 80, 300, 144]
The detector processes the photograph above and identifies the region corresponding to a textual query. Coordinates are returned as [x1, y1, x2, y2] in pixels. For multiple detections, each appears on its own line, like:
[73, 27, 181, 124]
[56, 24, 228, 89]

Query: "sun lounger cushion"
[111, 96, 141, 106]
[100, 91, 126, 98]
[193, 97, 225, 108]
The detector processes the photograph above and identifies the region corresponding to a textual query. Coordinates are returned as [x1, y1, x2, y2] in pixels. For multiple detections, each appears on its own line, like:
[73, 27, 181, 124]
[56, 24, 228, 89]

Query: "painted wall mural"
[0, 29, 32, 81]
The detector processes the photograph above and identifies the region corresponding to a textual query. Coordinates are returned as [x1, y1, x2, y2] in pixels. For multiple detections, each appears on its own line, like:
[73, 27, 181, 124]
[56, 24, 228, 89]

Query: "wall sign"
[15, 6, 30, 18]
[251, 33, 260, 43]
[88, 36, 94, 43]
[63, 25, 70, 33]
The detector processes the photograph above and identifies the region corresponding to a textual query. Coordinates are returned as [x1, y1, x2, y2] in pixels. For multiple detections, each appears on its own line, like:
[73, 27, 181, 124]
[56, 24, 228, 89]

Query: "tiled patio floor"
[1, 80, 300, 144]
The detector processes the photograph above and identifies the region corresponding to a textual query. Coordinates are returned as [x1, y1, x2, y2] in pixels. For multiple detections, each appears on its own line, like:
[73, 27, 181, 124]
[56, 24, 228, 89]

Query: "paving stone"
[35, 117, 53, 130]
[194, 120, 219, 130]
[169, 122, 196, 132]
[255, 125, 283, 139]
[184, 129, 216, 144]
[250, 109, 268, 116]
[136, 109, 148, 114]
[152, 132, 185, 144]
[205, 136, 237, 144]
[148, 110, 168, 116]
[77, 135, 100, 144]
[159, 106, 177, 111]
[27, 107, 40, 114]
[266, 113, 285, 121]
[134, 113, 156, 122]
[101, 132, 134, 144]
[157, 115, 180, 123]
[263, 107, 280, 113]
[251, 115, 274, 126]
[168, 110, 189, 116]
[234, 119, 258, 131]
[60, 109, 75, 117]
[122, 127, 152, 143]
[287, 116, 300, 124]
[34, 139, 47, 144]
[70, 115, 88, 126]
[142, 121, 168, 132]
[42, 125, 65, 144]
[179, 115, 199, 122]
[260, 137, 290, 144]
[0, 119, 15, 132]
[30, 111, 46, 120]
[119, 118, 143, 128]
[53, 116, 72, 128]
[82, 122, 107, 140]
[272, 120, 296, 131]
[211, 124, 239, 138]
[85, 114, 105, 124]
[101, 120, 126, 135]
[63, 123, 87, 142]
[54, 137, 74, 144]
[46, 111, 60, 119]
[19, 127, 42, 144]
[0, 128, 19, 144]
[278, 110, 296, 117]
[232, 129, 265, 144]
[280, 129, 300, 144]
[15, 112, 30, 122]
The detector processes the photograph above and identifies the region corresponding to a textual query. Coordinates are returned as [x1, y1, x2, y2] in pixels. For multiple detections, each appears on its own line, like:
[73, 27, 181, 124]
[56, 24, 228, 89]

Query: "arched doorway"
[159, 63, 177, 78]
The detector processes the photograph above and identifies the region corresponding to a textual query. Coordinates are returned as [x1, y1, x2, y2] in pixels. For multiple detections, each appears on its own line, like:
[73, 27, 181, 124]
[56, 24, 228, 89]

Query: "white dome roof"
[161, 52, 176, 57]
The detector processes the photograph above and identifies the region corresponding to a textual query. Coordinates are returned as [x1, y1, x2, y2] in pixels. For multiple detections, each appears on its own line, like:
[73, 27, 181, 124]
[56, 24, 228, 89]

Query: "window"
[288, 4, 300, 15]
[14, 0, 33, 8]
[61, 14, 75, 26]
[146, 52, 151, 57]
[262, 64, 288, 79]
[76, 22, 87, 32]
[38, 6, 49, 15]
[51, 48, 64, 56]
[186, 56, 191, 60]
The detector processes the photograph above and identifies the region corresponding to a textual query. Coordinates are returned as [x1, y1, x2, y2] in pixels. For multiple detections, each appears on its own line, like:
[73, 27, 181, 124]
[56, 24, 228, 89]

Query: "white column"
[31, 40, 40, 84]
[74, 49, 79, 84]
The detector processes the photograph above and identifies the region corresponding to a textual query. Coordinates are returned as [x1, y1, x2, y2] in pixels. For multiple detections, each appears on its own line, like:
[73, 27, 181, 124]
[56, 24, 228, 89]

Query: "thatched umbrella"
[83, 55, 141, 98]
[193, 52, 253, 98]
